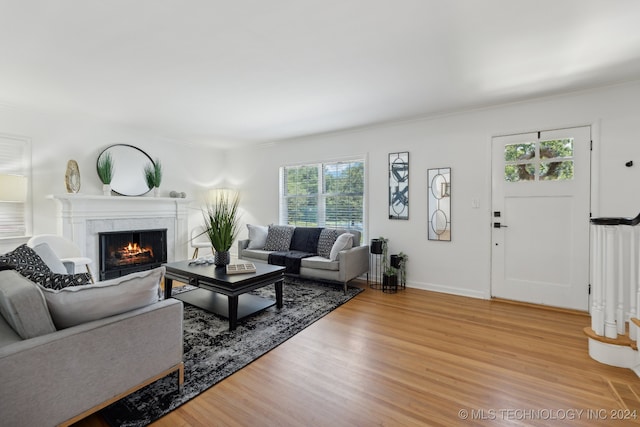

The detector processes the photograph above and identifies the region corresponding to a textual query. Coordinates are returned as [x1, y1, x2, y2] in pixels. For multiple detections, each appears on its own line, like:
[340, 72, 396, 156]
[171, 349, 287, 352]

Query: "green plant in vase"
[202, 191, 240, 267]
[97, 152, 114, 195]
[143, 158, 163, 196]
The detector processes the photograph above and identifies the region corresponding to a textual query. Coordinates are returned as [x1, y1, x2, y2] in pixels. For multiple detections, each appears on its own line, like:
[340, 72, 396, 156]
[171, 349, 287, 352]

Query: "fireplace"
[99, 229, 168, 280]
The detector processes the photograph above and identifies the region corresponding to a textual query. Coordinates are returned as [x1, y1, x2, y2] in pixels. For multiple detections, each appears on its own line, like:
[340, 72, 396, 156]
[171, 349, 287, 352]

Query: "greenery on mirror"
[202, 191, 241, 255]
[143, 158, 163, 189]
[97, 152, 114, 185]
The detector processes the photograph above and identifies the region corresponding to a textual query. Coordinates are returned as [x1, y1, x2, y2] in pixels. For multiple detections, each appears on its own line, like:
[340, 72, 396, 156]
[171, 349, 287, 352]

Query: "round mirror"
[430, 209, 448, 235]
[431, 173, 447, 199]
[97, 144, 154, 196]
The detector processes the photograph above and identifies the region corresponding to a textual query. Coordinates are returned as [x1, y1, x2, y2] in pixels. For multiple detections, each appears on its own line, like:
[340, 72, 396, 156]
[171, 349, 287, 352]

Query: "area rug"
[100, 277, 363, 426]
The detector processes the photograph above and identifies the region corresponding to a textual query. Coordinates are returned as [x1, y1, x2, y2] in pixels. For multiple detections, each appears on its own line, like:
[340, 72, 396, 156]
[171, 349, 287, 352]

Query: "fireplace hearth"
[99, 229, 167, 280]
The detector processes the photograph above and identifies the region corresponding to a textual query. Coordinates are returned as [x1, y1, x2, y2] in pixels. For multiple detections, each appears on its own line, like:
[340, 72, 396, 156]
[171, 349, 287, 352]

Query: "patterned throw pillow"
[0, 244, 51, 274]
[20, 270, 92, 291]
[317, 228, 339, 258]
[263, 225, 295, 251]
[0, 244, 91, 290]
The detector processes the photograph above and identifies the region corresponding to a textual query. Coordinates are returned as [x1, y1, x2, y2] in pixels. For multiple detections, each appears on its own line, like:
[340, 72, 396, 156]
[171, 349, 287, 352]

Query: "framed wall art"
[389, 152, 409, 220]
[428, 167, 451, 241]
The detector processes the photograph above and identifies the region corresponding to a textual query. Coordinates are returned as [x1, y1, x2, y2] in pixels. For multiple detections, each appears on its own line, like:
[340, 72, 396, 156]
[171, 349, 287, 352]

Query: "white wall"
[0, 104, 224, 253]
[3, 80, 640, 297]
[227, 80, 640, 299]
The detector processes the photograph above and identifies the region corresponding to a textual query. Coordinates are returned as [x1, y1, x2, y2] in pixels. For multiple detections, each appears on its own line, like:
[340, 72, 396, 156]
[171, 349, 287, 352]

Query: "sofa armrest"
[0, 298, 184, 427]
[337, 245, 370, 282]
[238, 239, 250, 258]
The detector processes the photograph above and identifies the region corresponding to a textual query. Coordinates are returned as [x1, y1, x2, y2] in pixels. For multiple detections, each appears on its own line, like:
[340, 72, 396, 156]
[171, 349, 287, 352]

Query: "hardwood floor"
[76, 283, 640, 426]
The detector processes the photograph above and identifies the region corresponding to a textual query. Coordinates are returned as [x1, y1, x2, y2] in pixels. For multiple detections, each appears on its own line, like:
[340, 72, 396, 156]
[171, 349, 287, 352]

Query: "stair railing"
[590, 213, 640, 340]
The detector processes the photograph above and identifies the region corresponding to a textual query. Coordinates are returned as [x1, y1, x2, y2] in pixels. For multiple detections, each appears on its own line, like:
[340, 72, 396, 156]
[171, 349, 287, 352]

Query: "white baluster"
[617, 226, 626, 336]
[604, 225, 618, 339]
[630, 226, 638, 340]
[591, 224, 604, 336]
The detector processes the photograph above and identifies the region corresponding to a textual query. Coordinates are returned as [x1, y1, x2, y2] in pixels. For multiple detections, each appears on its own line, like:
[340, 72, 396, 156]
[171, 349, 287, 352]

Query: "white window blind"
[0, 134, 30, 238]
[279, 158, 365, 239]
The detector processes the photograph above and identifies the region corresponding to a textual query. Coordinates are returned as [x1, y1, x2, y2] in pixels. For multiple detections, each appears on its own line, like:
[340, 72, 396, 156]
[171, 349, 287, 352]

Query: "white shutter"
[0, 134, 30, 238]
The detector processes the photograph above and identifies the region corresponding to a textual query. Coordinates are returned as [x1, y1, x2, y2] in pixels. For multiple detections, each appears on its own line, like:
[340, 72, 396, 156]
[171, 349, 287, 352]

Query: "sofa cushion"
[247, 224, 268, 249]
[0, 244, 51, 274]
[241, 248, 271, 262]
[0, 270, 57, 339]
[263, 225, 294, 251]
[39, 266, 165, 329]
[300, 256, 340, 271]
[317, 228, 339, 258]
[330, 233, 354, 261]
[31, 242, 68, 274]
[289, 227, 322, 253]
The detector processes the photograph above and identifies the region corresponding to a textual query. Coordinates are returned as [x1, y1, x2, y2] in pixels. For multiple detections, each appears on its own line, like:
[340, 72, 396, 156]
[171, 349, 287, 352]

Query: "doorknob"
[493, 222, 508, 228]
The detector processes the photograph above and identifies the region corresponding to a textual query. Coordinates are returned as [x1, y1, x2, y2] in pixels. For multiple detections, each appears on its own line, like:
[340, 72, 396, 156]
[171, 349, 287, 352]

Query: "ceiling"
[2, 0, 640, 148]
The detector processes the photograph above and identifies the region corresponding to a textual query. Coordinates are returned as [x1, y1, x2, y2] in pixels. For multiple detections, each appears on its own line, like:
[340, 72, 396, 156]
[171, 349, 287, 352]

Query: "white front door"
[491, 126, 591, 311]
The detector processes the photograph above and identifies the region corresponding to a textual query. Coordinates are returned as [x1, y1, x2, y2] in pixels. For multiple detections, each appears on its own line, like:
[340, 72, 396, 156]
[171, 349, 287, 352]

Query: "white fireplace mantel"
[49, 194, 194, 278]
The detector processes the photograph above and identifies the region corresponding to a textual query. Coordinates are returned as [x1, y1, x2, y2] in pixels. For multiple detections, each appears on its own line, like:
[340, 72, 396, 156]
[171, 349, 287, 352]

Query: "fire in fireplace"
[99, 229, 167, 280]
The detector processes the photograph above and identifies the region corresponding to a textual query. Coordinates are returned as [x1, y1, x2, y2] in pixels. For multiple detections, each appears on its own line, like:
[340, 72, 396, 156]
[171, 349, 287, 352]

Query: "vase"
[214, 250, 230, 267]
[102, 184, 111, 196]
[154, 187, 160, 197]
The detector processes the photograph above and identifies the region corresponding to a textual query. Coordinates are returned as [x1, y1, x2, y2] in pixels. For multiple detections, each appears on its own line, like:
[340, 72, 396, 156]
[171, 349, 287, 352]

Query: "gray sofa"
[238, 225, 369, 293]
[0, 259, 183, 426]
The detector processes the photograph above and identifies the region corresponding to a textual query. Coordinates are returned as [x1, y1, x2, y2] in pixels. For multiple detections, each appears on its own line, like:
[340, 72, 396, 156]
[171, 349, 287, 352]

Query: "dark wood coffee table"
[163, 260, 285, 330]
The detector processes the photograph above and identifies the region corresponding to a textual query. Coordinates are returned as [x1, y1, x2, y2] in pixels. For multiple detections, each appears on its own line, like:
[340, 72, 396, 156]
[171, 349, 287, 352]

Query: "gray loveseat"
[0, 245, 183, 427]
[238, 225, 369, 293]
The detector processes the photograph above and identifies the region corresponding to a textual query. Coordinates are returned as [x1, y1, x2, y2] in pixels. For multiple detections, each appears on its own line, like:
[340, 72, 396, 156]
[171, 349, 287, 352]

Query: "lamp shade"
[0, 174, 27, 202]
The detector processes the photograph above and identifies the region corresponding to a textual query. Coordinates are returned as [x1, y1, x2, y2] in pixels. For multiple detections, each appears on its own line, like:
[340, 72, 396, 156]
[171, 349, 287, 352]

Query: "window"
[0, 134, 31, 238]
[504, 138, 574, 182]
[279, 158, 365, 238]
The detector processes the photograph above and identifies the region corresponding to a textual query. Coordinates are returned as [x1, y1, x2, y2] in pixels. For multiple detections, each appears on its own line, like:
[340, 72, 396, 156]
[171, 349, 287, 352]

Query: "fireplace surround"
[50, 195, 192, 280]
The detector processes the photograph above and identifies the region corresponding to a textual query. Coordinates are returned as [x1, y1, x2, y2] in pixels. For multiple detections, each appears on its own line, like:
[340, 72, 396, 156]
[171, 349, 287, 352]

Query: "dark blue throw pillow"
[289, 227, 323, 254]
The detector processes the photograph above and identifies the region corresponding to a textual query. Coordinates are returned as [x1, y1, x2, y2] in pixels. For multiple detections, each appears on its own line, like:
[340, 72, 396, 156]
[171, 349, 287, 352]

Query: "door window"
[504, 138, 574, 182]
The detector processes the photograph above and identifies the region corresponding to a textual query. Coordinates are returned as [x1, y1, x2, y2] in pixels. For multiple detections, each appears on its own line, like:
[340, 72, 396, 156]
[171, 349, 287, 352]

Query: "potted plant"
[390, 252, 408, 288]
[382, 266, 398, 293]
[143, 158, 163, 196]
[202, 191, 240, 267]
[97, 151, 114, 195]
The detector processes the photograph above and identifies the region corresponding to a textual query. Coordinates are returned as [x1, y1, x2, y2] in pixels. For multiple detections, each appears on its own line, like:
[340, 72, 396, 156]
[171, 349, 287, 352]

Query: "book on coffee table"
[225, 262, 257, 275]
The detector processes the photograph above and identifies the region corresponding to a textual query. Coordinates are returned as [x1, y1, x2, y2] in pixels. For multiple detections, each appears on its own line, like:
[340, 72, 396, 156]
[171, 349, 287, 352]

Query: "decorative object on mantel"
[169, 190, 187, 198]
[97, 144, 154, 196]
[64, 160, 81, 193]
[96, 151, 114, 196]
[389, 151, 409, 220]
[143, 158, 163, 197]
[202, 190, 240, 267]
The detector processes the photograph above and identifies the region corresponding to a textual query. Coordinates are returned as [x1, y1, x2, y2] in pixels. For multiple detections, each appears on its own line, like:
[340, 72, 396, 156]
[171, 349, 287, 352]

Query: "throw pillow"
[0, 244, 51, 274]
[246, 224, 268, 249]
[39, 266, 165, 329]
[263, 225, 294, 251]
[20, 270, 92, 290]
[329, 233, 354, 261]
[317, 228, 339, 258]
[289, 227, 323, 253]
[31, 242, 68, 274]
[0, 270, 57, 339]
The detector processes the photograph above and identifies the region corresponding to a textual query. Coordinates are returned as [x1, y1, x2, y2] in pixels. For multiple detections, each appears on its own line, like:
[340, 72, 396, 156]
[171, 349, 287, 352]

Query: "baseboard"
[405, 280, 489, 300]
